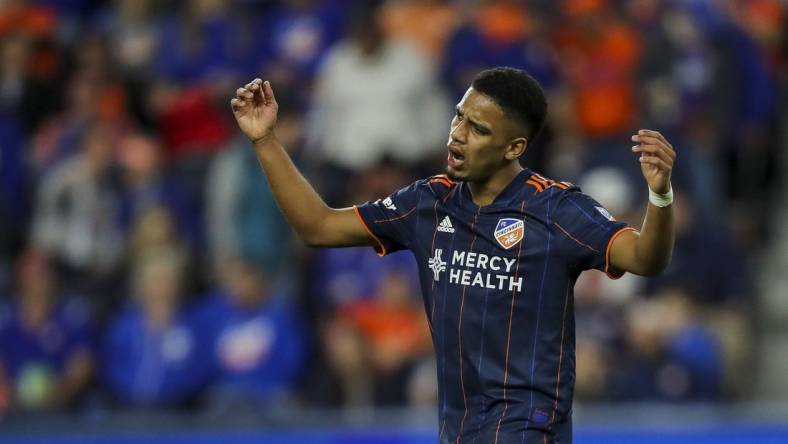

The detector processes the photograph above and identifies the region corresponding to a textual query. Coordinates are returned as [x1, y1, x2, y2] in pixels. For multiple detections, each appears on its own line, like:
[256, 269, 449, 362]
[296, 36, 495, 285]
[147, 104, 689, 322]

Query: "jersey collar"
[455, 168, 533, 214]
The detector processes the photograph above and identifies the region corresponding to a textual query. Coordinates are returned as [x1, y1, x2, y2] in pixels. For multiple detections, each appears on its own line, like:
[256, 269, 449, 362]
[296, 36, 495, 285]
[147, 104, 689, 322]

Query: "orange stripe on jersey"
[530, 175, 549, 187]
[604, 227, 639, 279]
[529, 174, 572, 193]
[428, 175, 457, 187]
[352, 205, 387, 257]
[429, 179, 453, 188]
[494, 199, 527, 444]
[372, 206, 417, 224]
[527, 179, 545, 192]
[436, 174, 456, 184]
[554, 222, 599, 253]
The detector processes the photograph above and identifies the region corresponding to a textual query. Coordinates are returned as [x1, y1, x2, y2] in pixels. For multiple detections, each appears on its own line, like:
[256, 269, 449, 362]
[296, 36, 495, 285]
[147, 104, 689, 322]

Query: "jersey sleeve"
[552, 190, 637, 279]
[353, 180, 423, 256]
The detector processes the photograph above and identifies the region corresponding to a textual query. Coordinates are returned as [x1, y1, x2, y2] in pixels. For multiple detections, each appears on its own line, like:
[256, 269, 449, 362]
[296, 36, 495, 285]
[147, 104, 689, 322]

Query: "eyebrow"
[456, 106, 491, 133]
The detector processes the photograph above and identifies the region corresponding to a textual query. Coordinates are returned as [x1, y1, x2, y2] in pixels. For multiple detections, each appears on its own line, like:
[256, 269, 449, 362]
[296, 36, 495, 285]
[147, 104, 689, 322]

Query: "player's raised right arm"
[230, 78, 373, 248]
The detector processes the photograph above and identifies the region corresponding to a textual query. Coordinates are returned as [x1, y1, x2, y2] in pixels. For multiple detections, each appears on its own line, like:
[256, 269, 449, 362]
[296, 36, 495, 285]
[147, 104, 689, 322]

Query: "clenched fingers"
[639, 155, 671, 170]
[247, 78, 265, 102]
[632, 143, 674, 166]
[633, 131, 675, 155]
[231, 86, 250, 112]
[236, 87, 253, 100]
[637, 129, 672, 147]
[632, 133, 675, 152]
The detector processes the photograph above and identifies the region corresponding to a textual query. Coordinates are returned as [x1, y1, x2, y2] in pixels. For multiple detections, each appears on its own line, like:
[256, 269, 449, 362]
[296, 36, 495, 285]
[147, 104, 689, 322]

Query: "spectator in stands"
[0, 250, 94, 412]
[308, 1, 449, 173]
[552, 0, 642, 149]
[0, 36, 34, 283]
[154, 0, 247, 86]
[330, 267, 431, 406]
[93, 0, 160, 79]
[252, 0, 345, 95]
[147, 0, 242, 198]
[442, 0, 558, 101]
[118, 131, 201, 253]
[607, 286, 724, 401]
[197, 256, 307, 408]
[0, 0, 63, 128]
[380, 0, 460, 65]
[102, 246, 208, 408]
[30, 73, 105, 173]
[128, 207, 186, 269]
[645, 194, 750, 305]
[31, 123, 126, 296]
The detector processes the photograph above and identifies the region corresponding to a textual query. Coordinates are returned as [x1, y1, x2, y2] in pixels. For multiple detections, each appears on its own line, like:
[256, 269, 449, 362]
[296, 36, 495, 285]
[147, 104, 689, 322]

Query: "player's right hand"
[230, 78, 278, 145]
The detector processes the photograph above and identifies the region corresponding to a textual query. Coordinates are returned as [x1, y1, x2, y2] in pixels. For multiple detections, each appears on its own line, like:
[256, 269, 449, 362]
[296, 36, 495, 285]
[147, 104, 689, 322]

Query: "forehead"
[457, 87, 507, 127]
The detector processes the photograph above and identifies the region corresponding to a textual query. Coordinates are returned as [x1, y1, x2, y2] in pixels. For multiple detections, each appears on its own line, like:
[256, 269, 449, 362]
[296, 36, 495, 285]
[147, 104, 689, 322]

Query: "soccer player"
[230, 67, 675, 444]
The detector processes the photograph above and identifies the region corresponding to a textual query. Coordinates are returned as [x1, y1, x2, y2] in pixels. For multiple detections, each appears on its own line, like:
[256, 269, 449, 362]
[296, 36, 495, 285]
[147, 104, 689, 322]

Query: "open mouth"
[447, 146, 465, 167]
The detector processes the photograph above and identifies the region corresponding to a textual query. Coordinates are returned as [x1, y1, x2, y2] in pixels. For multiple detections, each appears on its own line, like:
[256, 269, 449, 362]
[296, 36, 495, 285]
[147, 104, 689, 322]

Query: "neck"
[467, 162, 524, 207]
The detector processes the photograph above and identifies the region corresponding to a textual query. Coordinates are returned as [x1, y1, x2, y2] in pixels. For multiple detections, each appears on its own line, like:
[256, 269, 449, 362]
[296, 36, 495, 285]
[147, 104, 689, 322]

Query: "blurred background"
[0, 0, 786, 442]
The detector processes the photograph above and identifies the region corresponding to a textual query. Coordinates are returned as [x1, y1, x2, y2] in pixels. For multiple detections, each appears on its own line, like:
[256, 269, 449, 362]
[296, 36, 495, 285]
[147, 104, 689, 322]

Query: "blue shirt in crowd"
[0, 298, 93, 399]
[102, 305, 211, 407]
[194, 293, 307, 403]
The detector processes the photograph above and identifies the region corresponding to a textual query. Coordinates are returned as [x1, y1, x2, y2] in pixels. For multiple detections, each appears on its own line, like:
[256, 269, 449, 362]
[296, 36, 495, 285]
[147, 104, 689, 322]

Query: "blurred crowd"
[0, 0, 785, 416]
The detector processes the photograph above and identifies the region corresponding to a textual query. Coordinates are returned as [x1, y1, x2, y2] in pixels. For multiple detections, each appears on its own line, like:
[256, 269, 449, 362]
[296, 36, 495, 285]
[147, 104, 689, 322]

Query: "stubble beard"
[445, 167, 467, 182]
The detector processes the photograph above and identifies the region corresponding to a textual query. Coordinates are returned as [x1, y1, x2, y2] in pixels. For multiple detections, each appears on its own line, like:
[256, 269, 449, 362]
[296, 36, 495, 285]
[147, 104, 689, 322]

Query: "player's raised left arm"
[609, 129, 676, 276]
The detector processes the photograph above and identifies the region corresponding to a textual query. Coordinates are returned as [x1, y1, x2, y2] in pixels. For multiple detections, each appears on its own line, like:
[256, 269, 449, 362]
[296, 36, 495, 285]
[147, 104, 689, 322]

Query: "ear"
[504, 137, 528, 161]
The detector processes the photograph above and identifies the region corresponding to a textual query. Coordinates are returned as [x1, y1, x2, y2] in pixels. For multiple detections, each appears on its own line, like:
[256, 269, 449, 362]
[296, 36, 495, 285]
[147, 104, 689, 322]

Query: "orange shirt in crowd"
[340, 299, 430, 360]
[380, 0, 461, 63]
[0, 3, 57, 37]
[554, 15, 641, 138]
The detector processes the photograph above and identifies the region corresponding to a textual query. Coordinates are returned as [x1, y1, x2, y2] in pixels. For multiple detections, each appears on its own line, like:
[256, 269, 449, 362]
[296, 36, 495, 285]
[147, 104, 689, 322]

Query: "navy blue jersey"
[355, 169, 636, 443]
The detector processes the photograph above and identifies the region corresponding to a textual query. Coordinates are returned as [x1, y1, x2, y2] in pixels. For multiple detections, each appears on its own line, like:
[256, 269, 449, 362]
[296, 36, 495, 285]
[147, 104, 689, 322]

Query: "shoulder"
[420, 174, 459, 199]
[526, 172, 576, 195]
[523, 172, 612, 220]
[524, 171, 580, 205]
[378, 174, 457, 204]
[527, 174, 626, 236]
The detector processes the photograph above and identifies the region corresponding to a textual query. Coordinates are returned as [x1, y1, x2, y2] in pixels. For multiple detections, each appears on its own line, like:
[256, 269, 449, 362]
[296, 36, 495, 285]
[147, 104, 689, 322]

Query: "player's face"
[446, 88, 522, 182]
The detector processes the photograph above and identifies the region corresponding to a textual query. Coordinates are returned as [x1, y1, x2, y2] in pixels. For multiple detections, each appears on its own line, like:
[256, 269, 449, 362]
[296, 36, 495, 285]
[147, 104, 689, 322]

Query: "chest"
[413, 203, 564, 291]
[414, 204, 553, 259]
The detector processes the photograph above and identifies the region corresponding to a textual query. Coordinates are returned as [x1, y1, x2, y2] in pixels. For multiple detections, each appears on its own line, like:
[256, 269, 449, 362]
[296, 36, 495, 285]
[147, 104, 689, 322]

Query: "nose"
[449, 119, 467, 144]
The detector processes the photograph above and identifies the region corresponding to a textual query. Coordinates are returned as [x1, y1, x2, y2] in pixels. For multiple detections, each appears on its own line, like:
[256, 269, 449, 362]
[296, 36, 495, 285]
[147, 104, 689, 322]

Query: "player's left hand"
[631, 129, 675, 194]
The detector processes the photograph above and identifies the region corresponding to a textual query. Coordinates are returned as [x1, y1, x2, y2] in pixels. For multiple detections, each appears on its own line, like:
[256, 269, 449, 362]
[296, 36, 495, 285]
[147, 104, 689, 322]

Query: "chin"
[445, 168, 464, 181]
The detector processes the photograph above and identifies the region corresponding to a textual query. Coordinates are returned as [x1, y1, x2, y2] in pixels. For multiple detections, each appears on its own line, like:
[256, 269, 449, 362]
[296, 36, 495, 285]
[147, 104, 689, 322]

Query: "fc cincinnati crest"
[494, 218, 524, 250]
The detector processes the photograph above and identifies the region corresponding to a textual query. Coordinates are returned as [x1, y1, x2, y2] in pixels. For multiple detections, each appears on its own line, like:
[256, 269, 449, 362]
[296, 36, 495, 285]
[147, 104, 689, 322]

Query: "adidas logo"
[437, 215, 455, 233]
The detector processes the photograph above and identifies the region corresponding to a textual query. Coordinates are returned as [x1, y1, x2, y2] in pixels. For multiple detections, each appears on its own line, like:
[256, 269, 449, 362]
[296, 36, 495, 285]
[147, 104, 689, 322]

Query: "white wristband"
[649, 186, 673, 207]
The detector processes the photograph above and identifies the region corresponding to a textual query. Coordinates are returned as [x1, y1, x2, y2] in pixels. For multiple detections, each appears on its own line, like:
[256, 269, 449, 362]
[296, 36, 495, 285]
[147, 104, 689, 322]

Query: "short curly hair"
[471, 67, 547, 140]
